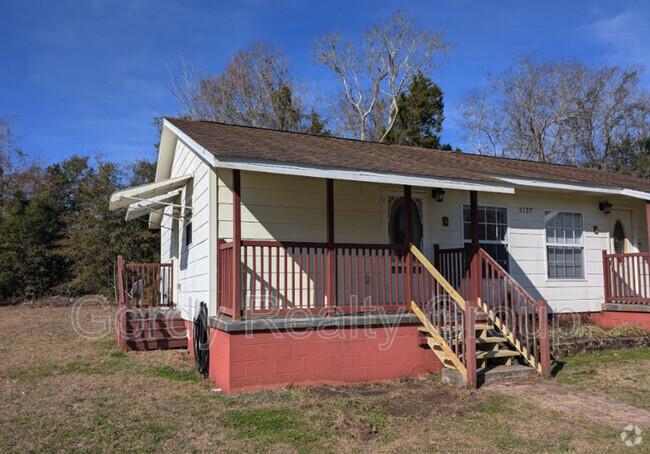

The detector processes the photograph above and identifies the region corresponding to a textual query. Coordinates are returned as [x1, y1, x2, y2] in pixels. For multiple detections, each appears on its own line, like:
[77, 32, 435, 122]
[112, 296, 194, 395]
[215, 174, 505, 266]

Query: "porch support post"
[232, 169, 242, 321]
[326, 179, 336, 316]
[470, 191, 479, 250]
[469, 191, 480, 307]
[646, 201, 650, 252]
[537, 300, 551, 377]
[404, 185, 413, 307]
[465, 304, 477, 387]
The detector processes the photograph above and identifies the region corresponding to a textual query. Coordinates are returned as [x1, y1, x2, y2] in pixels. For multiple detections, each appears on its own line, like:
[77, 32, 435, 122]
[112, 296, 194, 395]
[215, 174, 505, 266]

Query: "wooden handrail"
[411, 301, 468, 378]
[409, 243, 475, 387]
[409, 243, 466, 311]
[117, 255, 126, 306]
[474, 247, 550, 375]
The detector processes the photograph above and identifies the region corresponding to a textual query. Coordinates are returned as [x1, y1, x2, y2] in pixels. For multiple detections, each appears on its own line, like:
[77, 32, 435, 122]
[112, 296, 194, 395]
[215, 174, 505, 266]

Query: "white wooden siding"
[160, 140, 212, 321]
[214, 170, 647, 314]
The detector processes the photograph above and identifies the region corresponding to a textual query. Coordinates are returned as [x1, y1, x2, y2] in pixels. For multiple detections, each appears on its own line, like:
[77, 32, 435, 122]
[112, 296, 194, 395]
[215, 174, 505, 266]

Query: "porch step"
[475, 350, 520, 360]
[118, 309, 188, 352]
[442, 364, 536, 387]
[125, 336, 188, 351]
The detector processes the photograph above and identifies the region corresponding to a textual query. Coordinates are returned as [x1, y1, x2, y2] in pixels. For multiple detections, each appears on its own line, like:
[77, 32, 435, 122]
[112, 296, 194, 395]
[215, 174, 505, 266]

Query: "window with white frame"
[545, 211, 584, 279]
[462, 205, 509, 271]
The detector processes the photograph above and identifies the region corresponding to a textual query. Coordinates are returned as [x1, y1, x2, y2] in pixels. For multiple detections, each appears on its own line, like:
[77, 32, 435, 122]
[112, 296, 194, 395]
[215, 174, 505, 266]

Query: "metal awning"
[109, 174, 192, 211]
[125, 189, 183, 221]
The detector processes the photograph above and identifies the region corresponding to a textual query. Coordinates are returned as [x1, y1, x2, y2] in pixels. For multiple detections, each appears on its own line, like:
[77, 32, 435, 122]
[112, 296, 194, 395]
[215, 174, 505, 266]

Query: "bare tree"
[565, 66, 650, 170]
[458, 55, 649, 167]
[0, 118, 25, 208]
[458, 87, 503, 156]
[166, 43, 307, 132]
[165, 50, 203, 120]
[311, 11, 450, 141]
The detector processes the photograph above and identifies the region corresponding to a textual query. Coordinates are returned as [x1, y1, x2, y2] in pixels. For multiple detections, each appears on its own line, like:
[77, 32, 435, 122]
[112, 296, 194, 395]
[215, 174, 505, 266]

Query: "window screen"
[463, 205, 509, 271]
[545, 211, 584, 279]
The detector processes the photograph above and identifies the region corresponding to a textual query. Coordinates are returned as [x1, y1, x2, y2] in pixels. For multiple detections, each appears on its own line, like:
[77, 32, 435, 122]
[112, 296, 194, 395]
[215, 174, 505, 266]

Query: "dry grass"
[554, 348, 650, 411]
[550, 322, 649, 342]
[0, 303, 647, 453]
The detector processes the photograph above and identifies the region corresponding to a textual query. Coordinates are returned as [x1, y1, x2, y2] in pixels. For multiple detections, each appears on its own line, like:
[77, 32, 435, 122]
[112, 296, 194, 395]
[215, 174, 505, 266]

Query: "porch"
[599, 250, 650, 329]
[210, 171, 552, 387]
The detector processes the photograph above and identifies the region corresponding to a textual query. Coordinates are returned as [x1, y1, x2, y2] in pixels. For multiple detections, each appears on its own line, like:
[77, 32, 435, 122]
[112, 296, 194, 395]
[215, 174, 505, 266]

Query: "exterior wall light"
[599, 201, 612, 214]
[432, 188, 446, 202]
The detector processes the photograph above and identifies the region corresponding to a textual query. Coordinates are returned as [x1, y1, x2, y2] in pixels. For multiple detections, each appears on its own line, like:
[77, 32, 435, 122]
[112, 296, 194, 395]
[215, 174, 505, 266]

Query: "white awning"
[109, 174, 192, 211]
[124, 189, 183, 221]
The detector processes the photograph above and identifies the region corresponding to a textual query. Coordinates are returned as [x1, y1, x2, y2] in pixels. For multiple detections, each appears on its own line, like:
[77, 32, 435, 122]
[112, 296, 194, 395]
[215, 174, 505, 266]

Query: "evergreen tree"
[306, 109, 331, 137]
[383, 72, 445, 149]
[0, 193, 65, 300]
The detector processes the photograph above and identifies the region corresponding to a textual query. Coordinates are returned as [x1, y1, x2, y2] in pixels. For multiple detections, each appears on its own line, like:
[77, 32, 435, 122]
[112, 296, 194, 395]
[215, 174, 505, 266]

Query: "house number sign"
[518, 207, 533, 214]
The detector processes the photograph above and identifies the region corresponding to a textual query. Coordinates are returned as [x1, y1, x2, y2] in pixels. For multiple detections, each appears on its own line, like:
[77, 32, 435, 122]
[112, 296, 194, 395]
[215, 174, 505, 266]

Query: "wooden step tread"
[476, 337, 508, 344]
[476, 350, 521, 359]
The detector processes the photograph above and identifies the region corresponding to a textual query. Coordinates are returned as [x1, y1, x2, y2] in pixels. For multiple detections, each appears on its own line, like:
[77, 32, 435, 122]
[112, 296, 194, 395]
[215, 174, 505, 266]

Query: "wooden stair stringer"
[411, 301, 468, 380]
[477, 299, 542, 374]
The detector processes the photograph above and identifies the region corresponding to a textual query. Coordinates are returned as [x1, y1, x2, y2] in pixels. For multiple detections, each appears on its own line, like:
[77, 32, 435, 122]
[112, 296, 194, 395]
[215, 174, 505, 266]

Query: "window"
[388, 197, 423, 247]
[185, 222, 192, 246]
[545, 211, 584, 279]
[463, 205, 509, 271]
[613, 220, 626, 254]
[184, 209, 193, 247]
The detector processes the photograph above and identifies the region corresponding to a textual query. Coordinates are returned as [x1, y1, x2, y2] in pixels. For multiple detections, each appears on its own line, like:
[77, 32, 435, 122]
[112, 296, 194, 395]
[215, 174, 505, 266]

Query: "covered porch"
[213, 169, 552, 384]
[217, 170, 486, 319]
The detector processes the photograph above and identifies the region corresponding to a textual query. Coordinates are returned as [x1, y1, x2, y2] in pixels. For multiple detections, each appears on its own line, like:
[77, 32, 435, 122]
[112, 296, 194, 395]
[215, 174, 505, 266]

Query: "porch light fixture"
[432, 188, 446, 202]
[599, 201, 612, 214]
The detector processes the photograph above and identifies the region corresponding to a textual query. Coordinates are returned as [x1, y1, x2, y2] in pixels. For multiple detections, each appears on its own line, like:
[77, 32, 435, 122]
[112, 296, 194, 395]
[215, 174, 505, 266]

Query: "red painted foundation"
[207, 325, 442, 394]
[589, 311, 650, 331]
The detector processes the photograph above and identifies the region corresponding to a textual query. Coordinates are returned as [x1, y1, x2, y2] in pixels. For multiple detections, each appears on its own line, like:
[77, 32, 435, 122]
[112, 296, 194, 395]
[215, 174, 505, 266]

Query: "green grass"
[145, 365, 203, 382]
[478, 396, 514, 415]
[222, 408, 331, 448]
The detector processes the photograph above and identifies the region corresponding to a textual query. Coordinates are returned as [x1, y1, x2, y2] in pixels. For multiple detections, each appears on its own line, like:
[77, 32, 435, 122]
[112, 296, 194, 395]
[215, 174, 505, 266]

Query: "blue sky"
[1, 0, 649, 165]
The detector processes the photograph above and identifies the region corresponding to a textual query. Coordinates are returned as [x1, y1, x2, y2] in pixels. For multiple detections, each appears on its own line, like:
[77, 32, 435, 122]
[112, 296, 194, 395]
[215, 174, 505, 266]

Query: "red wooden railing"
[603, 251, 650, 305]
[434, 245, 472, 302]
[474, 248, 550, 375]
[117, 255, 174, 308]
[434, 245, 550, 376]
[217, 240, 422, 316]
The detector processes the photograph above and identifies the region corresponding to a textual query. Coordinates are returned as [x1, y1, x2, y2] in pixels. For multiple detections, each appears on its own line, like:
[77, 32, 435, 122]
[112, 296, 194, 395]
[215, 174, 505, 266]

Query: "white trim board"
[210, 158, 515, 194]
[493, 175, 650, 201]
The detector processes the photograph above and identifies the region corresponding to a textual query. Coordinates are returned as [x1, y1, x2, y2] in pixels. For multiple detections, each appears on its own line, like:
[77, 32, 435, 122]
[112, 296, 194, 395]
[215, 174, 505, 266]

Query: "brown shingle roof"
[166, 117, 650, 194]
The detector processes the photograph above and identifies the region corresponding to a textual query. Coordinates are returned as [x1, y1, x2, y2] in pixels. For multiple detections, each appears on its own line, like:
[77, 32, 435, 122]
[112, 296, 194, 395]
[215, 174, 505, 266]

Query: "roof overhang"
[125, 189, 183, 222]
[493, 175, 650, 201]
[211, 158, 516, 194]
[110, 175, 192, 229]
[109, 174, 192, 211]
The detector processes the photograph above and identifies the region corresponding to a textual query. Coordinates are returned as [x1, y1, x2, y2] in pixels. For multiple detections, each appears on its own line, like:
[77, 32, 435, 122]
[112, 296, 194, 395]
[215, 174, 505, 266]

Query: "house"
[109, 117, 650, 393]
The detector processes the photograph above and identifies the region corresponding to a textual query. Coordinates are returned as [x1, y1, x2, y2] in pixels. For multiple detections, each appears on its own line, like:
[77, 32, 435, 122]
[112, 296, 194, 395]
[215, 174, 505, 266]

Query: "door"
[609, 209, 638, 297]
[382, 190, 426, 306]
